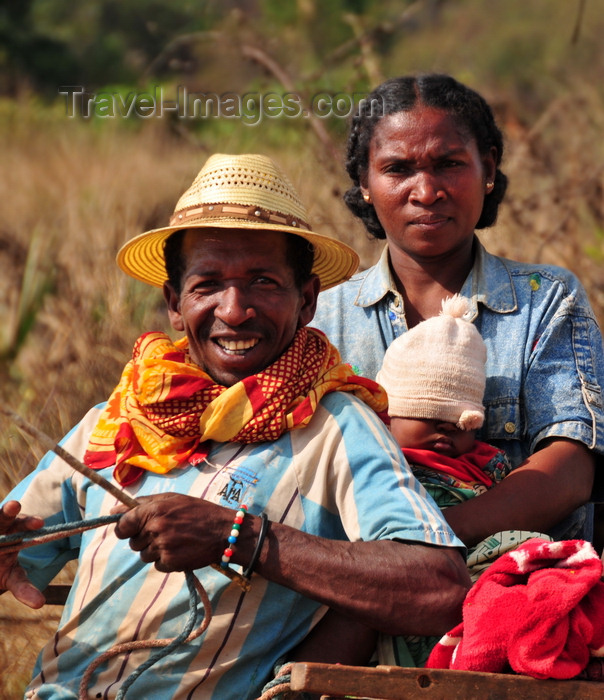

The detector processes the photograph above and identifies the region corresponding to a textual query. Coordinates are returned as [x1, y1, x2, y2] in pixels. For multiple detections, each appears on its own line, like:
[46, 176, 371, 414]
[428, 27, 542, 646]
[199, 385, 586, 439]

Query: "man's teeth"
[217, 338, 259, 354]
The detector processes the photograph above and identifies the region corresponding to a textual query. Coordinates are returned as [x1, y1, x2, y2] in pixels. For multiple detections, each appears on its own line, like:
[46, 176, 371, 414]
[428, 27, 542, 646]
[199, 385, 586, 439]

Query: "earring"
[485, 181, 494, 193]
[363, 193, 372, 203]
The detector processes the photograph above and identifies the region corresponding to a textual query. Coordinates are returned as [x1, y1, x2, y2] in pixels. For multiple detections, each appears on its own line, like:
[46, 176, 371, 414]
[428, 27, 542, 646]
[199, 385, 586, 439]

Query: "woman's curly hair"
[344, 74, 508, 239]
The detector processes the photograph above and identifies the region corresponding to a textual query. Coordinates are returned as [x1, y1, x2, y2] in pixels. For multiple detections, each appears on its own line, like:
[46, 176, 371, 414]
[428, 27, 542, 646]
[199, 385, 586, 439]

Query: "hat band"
[169, 203, 311, 231]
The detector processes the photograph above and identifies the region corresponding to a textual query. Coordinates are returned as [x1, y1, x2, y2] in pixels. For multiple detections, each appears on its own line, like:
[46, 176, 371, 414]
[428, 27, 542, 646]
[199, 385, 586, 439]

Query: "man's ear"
[297, 274, 321, 329]
[163, 281, 184, 332]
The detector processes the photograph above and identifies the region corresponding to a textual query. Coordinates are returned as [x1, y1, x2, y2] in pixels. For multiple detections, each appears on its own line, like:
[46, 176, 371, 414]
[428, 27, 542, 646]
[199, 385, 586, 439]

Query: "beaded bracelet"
[220, 506, 270, 581]
[221, 504, 248, 570]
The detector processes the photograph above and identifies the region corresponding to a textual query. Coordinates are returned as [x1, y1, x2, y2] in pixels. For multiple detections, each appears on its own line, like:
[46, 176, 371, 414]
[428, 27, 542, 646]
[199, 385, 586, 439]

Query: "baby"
[377, 294, 511, 511]
[376, 295, 551, 667]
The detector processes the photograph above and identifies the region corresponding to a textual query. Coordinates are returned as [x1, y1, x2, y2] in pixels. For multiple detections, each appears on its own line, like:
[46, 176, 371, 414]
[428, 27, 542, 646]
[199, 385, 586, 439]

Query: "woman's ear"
[163, 281, 184, 332]
[484, 146, 498, 184]
[360, 170, 372, 204]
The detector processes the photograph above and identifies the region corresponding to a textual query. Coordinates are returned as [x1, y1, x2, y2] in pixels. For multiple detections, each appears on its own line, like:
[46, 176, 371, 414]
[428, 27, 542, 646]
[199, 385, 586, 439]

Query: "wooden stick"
[0, 406, 249, 589]
[0, 406, 139, 508]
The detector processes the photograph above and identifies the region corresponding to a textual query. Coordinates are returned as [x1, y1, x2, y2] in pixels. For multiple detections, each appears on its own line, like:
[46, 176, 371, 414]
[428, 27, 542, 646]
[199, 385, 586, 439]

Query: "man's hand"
[0, 500, 46, 608]
[113, 494, 230, 573]
[112, 494, 471, 636]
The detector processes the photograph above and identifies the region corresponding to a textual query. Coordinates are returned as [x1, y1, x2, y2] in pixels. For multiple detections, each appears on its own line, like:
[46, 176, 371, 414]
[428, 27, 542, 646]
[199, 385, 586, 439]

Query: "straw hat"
[117, 153, 359, 290]
[377, 295, 487, 430]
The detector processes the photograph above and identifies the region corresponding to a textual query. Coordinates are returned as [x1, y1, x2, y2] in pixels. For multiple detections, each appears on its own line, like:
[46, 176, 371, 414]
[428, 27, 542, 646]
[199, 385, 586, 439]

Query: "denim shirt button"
[504, 422, 516, 434]
[584, 387, 603, 408]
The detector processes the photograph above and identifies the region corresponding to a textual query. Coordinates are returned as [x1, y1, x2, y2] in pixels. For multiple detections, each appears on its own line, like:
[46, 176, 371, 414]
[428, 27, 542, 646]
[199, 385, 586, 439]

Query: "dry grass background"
[1, 76, 604, 694]
[0, 598, 63, 696]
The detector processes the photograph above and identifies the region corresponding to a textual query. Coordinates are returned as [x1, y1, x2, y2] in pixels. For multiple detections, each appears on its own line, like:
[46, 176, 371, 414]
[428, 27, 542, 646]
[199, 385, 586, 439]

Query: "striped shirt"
[8, 392, 461, 699]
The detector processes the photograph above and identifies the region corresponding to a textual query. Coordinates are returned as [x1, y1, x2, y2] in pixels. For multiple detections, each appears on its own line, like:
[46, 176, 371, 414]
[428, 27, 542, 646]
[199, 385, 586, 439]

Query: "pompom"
[456, 409, 484, 431]
[440, 294, 471, 319]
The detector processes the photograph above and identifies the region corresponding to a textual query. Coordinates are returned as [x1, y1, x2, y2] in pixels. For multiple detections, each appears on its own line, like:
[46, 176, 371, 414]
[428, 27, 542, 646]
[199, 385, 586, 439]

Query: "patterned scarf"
[84, 327, 387, 485]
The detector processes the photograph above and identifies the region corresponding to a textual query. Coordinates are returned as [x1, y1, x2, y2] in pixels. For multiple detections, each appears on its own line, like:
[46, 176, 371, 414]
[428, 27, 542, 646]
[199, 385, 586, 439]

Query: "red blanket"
[427, 538, 604, 679]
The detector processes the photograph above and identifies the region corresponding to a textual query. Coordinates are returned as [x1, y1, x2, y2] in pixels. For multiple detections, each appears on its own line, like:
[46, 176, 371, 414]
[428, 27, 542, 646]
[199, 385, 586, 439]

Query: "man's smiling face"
[163, 228, 319, 386]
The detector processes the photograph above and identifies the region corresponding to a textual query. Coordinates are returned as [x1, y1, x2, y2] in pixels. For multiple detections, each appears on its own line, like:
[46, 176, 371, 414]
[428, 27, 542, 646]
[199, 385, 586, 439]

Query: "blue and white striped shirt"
[8, 392, 460, 700]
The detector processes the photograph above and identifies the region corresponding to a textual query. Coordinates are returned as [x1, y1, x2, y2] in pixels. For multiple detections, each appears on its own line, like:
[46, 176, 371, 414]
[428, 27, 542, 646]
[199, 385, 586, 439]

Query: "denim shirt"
[312, 239, 604, 536]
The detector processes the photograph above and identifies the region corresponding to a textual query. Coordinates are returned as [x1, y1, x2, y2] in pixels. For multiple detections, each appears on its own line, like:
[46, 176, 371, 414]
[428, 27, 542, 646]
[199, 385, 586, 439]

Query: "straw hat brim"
[117, 219, 359, 291]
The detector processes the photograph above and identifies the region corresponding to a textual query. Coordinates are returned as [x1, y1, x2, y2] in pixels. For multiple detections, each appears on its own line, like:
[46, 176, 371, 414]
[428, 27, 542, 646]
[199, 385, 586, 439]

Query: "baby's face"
[390, 417, 476, 457]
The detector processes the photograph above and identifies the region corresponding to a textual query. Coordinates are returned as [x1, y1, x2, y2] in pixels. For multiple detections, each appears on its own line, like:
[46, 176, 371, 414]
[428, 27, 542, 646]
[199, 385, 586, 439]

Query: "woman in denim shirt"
[312, 74, 604, 546]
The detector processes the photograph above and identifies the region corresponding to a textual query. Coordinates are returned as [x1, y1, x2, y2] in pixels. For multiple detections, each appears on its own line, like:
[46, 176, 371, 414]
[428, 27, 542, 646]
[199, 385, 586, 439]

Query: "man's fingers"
[113, 496, 166, 540]
[0, 500, 21, 524]
[128, 532, 153, 552]
[0, 501, 44, 533]
[114, 508, 145, 540]
[6, 567, 45, 609]
[139, 546, 158, 565]
[0, 503, 46, 609]
[21, 515, 45, 531]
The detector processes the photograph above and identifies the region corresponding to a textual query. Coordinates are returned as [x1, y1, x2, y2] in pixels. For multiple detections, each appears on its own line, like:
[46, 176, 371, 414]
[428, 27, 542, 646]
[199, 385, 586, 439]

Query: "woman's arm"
[288, 609, 378, 666]
[443, 438, 595, 547]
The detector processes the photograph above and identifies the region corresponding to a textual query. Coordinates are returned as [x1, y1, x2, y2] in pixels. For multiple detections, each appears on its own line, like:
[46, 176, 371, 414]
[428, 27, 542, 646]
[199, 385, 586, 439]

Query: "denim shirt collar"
[354, 237, 518, 319]
[354, 244, 393, 307]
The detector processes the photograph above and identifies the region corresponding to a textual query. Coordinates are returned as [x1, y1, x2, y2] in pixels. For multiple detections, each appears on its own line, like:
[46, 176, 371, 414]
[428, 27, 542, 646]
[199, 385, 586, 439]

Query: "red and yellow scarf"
[84, 327, 387, 485]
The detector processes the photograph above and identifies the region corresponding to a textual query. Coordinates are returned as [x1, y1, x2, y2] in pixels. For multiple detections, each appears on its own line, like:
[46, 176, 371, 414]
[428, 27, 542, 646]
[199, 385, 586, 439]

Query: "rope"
[0, 515, 122, 554]
[0, 515, 212, 700]
[80, 570, 212, 700]
[256, 662, 295, 700]
[0, 408, 273, 699]
[1, 514, 289, 699]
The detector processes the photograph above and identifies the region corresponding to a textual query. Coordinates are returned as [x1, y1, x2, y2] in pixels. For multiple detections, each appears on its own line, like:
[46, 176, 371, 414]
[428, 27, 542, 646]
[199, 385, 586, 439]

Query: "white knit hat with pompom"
[376, 294, 486, 430]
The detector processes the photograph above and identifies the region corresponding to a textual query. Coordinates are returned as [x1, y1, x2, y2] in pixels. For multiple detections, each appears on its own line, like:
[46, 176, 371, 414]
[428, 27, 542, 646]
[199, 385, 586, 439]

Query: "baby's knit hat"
[376, 294, 487, 430]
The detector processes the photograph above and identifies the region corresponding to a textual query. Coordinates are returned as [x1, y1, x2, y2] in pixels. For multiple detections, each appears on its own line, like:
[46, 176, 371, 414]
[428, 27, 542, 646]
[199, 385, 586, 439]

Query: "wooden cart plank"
[290, 662, 604, 699]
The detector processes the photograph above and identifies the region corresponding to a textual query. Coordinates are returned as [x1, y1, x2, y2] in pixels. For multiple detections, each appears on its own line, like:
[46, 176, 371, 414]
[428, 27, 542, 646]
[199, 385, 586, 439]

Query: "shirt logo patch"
[215, 464, 259, 507]
[529, 273, 541, 291]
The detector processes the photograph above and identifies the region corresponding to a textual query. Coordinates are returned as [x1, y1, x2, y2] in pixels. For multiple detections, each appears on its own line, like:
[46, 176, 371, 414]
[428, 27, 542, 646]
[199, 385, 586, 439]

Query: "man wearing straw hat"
[0, 154, 469, 700]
